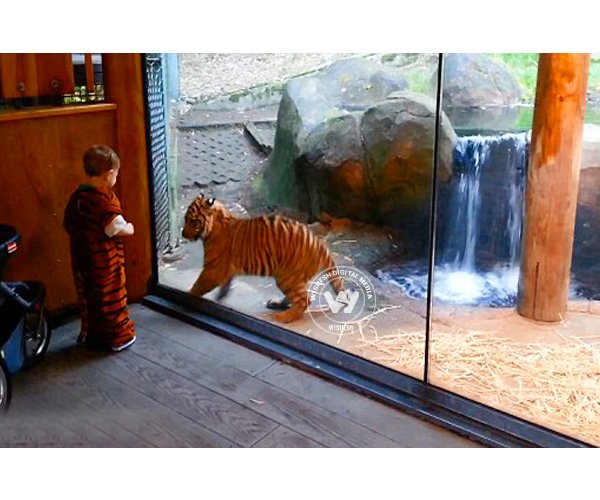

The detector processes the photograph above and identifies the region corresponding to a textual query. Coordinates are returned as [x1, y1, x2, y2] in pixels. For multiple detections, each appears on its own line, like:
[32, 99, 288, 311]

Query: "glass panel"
[157, 53, 440, 380]
[429, 53, 600, 445]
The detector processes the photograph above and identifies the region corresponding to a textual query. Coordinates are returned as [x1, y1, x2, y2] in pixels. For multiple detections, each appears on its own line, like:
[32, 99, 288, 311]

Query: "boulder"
[264, 59, 457, 250]
[433, 53, 523, 108]
[320, 58, 409, 109]
[361, 92, 456, 247]
[574, 166, 600, 296]
[296, 112, 370, 220]
[573, 125, 600, 294]
[265, 57, 409, 214]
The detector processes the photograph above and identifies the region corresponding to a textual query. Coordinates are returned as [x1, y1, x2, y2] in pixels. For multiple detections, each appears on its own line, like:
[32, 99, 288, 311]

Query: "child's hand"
[116, 222, 135, 236]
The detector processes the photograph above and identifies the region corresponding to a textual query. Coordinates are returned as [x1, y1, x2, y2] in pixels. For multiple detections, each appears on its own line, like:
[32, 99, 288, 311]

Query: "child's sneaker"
[111, 336, 136, 352]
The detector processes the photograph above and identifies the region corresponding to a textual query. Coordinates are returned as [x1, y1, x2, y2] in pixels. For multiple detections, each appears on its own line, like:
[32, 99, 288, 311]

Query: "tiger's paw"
[266, 297, 291, 311]
[270, 309, 304, 324]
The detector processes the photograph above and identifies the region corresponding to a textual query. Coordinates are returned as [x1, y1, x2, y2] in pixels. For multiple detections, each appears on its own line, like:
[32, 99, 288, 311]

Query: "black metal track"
[143, 286, 590, 448]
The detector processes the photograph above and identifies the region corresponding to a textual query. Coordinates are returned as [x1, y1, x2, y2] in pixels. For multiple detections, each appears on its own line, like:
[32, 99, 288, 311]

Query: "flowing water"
[379, 133, 531, 307]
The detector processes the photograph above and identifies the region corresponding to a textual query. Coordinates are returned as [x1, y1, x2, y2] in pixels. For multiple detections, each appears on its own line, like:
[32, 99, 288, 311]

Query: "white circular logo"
[308, 266, 377, 336]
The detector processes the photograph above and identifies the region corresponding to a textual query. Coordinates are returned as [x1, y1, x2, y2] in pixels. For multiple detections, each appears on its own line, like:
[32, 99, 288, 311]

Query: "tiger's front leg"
[266, 296, 291, 310]
[190, 269, 229, 297]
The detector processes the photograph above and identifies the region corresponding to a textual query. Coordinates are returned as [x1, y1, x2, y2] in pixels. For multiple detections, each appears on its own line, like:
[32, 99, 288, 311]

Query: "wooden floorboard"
[130, 305, 276, 376]
[252, 425, 324, 448]
[0, 305, 483, 447]
[47, 334, 276, 447]
[11, 337, 154, 447]
[5, 386, 126, 447]
[5, 326, 239, 447]
[1, 394, 91, 447]
[132, 324, 402, 447]
[258, 363, 482, 448]
[8, 334, 238, 447]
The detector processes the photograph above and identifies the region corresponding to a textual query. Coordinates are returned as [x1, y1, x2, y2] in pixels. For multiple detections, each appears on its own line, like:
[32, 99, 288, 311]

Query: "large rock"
[265, 57, 409, 215]
[296, 112, 370, 220]
[433, 54, 523, 108]
[264, 57, 457, 250]
[583, 124, 600, 169]
[574, 124, 600, 296]
[319, 58, 409, 109]
[361, 92, 456, 246]
[573, 165, 600, 298]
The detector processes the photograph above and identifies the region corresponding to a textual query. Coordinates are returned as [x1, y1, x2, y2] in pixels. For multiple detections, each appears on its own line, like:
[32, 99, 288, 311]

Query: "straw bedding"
[353, 328, 600, 446]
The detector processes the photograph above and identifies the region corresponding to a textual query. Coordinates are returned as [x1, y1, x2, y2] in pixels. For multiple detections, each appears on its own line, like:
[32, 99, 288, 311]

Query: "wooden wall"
[0, 54, 153, 313]
[0, 53, 74, 99]
[103, 54, 153, 302]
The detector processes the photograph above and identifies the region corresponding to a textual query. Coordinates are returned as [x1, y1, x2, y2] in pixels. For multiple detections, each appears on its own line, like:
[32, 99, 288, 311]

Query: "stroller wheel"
[23, 310, 52, 368]
[0, 358, 11, 412]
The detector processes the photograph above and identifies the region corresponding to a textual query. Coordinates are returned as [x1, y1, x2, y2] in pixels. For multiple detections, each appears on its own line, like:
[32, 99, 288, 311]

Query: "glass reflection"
[429, 53, 599, 446]
[157, 54, 439, 380]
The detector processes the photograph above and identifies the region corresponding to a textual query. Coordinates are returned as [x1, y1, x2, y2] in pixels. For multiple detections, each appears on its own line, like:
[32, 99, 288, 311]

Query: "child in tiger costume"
[182, 195, 343, 323]
[63, 145, 137, 351]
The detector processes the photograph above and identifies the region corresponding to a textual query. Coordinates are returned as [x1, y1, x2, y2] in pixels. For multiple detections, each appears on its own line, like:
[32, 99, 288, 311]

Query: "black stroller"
[0, 224, 51, 411]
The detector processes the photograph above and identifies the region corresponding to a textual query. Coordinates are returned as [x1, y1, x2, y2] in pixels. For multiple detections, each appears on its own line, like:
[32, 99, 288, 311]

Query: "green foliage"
[405, 68, 434, 95]
[486, 53, 539, 102]
[588, 55, 600, 93]
[486, 53, 600, 103]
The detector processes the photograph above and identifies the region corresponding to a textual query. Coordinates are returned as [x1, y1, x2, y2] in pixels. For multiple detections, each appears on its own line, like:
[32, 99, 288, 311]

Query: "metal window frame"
[141, 53, 592, 448]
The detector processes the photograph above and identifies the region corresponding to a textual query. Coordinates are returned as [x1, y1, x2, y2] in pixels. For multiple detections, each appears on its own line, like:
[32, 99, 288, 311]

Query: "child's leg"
[74, 272, 89, 344]
[108, 308, 136, 351]
[84, 263, 136, 351]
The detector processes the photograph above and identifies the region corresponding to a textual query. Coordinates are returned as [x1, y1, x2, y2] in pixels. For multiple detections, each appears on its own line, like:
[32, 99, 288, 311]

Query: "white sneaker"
[111, 336, 136, 352]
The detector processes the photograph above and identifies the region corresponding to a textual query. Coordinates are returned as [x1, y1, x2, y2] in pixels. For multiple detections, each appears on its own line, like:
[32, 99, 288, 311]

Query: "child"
[63, 145, 137, 352]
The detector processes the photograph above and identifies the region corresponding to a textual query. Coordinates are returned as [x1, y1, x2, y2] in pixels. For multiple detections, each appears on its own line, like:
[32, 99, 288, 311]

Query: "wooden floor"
[0, 305, 482, 447]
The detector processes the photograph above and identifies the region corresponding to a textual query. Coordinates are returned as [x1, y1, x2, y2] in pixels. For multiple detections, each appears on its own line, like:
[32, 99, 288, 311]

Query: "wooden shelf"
[0, 103, 117, 123]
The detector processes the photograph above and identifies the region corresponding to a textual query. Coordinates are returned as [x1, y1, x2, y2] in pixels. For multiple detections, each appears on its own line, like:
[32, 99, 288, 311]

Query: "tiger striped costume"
[182, 195, 343, 323]
[63, 185, 136, 349]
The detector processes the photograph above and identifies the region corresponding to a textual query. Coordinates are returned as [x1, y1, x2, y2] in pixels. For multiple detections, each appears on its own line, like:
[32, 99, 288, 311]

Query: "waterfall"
[442, 136, 486, 271]
[441, 132, 528, 272]
[377, 132, 531, 307]
[506, 138, 528, 267]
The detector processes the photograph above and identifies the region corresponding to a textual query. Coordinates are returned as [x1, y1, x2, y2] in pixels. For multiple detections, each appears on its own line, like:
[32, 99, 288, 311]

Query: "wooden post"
[517, 53, 590, 322]
[0, 53, 38, 98]
[102, 54, 153, 302]
[35, 53, 75, 95]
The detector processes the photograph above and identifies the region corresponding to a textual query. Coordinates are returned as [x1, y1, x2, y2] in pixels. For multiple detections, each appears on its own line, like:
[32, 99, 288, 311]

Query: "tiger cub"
[182, 195, 343, 323]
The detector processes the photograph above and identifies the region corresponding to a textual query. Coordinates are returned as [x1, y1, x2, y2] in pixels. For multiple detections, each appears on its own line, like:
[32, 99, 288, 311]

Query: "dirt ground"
[178, 53, 362, 102]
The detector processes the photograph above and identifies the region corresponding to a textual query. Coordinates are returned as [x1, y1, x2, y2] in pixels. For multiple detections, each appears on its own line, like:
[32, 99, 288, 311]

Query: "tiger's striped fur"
[182, 195, 343, 323]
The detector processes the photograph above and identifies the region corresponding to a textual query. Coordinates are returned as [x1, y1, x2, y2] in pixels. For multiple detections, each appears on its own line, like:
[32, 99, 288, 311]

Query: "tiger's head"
[182, 194, 233, 241]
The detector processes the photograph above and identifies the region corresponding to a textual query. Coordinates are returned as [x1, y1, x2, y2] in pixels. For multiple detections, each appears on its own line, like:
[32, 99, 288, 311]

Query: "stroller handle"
[0, 225, 19, 253]
[0, 282, 37, 310]
[0, 225, 21, 279]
